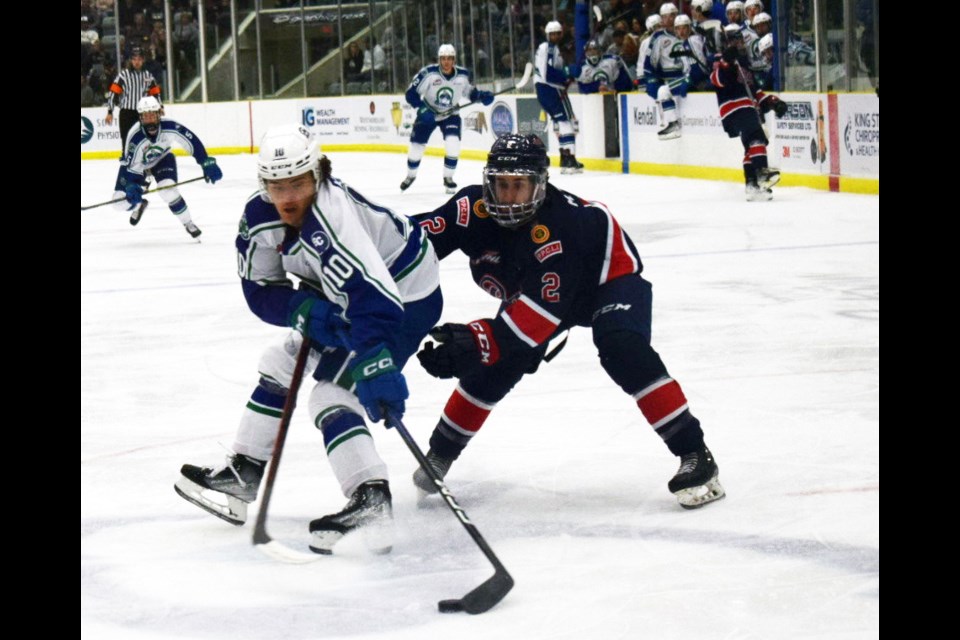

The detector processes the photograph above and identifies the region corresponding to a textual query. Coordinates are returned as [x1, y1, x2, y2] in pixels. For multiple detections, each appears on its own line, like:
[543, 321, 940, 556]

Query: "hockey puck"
[438, 599, 464, 613]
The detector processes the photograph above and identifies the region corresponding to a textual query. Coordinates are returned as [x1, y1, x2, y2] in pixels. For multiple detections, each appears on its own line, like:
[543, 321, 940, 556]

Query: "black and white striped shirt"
[107, 68, 161, 113]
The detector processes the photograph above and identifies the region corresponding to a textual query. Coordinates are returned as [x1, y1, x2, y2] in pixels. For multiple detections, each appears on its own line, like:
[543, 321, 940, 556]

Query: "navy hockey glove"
[477, 90, 495, 106]
[772, 98, 788, 118]
[417, 106, 437, 126]
[201, 158, 222, 184]
[289, 296, 348, 347]
[416, 321, 500, 379]
[352, 345, 408, 423]
[124, 182, 143, 206]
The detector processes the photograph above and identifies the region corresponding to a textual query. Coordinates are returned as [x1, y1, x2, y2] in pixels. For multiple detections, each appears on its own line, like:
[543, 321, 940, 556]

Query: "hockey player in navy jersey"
[175, 124, 442, 554]
[112, 96, 221, 238]
[400, 44, 494, 194]
[411, 134, 725, 510]
[711, 24, 788, 200]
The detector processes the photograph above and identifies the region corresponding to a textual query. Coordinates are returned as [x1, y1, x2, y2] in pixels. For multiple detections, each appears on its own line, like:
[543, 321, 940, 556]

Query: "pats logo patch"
[473, 199, 489, 218]
[238, 216, 250, 240]
[310, 230, 330, 252]
[456, 197, 470, 227]
[534, 240, 562, 263]
[530, 224, 550, 244]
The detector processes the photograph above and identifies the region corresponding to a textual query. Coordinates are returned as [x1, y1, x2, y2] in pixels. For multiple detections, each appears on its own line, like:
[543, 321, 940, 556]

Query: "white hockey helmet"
[726, 1, 745, 20]
[437, 43, 456, 59]
[545, 20, 563, 35]
[692, 0, 714, 13]
[257, 124, 322, 201]
[744, 0, 764, 11]
[659, 2, 679, 16]
[758, 33, 774, 55]
[752, 11, 772, 33]
[137, 96, 163, 137]
[675, 14, 692, 28]
[645, 14, 662, 32]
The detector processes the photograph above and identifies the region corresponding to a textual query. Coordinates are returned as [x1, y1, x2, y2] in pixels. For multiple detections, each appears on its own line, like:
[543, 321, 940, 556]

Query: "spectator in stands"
[82, 15, 100, 46]
[361, 36, 386, 81]
[343, 41, 365, 82]
[82, 74, 98, 107]
[173, 11, 199, 79]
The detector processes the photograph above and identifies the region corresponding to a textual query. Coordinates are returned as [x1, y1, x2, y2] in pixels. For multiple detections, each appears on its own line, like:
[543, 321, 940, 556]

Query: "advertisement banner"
[836, 94, 879, 177]
[516, 97, 550, 150]
[80, 110, 122, 154]
[768, 93, 829, 175]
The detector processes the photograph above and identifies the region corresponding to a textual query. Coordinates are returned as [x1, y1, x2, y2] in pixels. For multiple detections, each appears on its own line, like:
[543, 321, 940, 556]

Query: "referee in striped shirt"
[105, 47, 162, 153]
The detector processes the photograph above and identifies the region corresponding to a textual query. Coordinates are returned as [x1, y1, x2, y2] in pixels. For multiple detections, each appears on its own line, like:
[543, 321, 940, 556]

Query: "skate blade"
[174, 476, 248, 526]
[674, 476, 726, 510]
[759, 173, 781, 190]
[657, 131, 681, 141]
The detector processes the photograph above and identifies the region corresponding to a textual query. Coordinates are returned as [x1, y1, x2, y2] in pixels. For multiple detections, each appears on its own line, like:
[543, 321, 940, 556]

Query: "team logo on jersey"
[310, 230, 330, 252]
[534, 240, 562, 263]
[435, 87, 455, 109]
[473, 199, 489, 218]
[238, 215, 250, 240]
[471, 251, 501, 265]
[479, 275, 506, 300]
[80, 116, 94, 144]
[530, 224, 550, 243]
[456, 196, 470, 226]
[142, 144, 165, 165]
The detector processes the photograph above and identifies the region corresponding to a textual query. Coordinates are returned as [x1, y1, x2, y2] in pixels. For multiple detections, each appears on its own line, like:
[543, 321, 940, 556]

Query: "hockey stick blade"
[514, 62, 534, 90]
[438, 565, 515, 614]
[81, 176, 206, 211]
[254, 536, 322, 564]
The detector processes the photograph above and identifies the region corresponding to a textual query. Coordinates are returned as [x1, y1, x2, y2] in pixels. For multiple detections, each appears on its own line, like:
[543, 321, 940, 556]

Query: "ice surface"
[81, 152, 879, 639]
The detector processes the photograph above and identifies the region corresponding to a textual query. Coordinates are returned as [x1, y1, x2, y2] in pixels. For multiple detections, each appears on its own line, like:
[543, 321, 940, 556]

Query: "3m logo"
[783, 147, 790, 157]
[456, 197, 470, 227]
[534, 241, 562, 263]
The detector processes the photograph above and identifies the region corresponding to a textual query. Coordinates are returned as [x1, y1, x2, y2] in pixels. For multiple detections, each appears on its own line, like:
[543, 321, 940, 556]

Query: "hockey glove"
[417, 106, 437, 126]
[416, 321, 499, 379]
[124, 182, 143, 206]
[289, 295, 348, 347]
[722, 46, 738, 64]
[352, 345, 408, 423]
[477, 90, 495, 106]
[201, 158, 222, 184]
[772, 98, 788, 118]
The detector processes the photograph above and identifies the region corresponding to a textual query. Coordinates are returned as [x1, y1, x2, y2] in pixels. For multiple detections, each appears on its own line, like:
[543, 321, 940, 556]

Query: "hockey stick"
[251, 337, 319, 564]
[385, 412, 514, 614]
[80, 176, 206, 211]
[435, 62, 534, 119]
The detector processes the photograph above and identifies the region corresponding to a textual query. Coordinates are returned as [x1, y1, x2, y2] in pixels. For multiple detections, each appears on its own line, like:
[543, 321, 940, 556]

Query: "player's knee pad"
[407, 142, 426, 163]
[257, 333, 320, 389]
[596, 330, 670, 396]
[444, 135, 461, 161]
[557, 119, 575, 137]
[309, 380, 365, 431]
[656, 84, 674, 102]
[155, 179, 181, 205]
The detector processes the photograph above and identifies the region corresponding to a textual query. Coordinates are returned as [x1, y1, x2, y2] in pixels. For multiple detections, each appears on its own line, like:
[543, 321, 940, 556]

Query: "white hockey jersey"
[404, 64, 477, 120]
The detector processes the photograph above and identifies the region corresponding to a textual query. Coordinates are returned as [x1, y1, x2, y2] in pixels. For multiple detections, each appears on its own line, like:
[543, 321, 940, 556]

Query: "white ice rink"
[81, 152, 879, 639]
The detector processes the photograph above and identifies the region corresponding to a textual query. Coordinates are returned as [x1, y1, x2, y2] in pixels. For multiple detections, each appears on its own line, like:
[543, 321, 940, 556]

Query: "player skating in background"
[175, 124, 442, 554]
[400, 44, 493, 194]
[112, 96, 221, 238]
[411, 134, 726, 510]
[535, 20, 584, 173]
[642, 4, 686, 140]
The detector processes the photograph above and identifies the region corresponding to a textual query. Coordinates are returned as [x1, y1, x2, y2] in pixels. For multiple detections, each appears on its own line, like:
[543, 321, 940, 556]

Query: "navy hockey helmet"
[483, 134, 549, 229]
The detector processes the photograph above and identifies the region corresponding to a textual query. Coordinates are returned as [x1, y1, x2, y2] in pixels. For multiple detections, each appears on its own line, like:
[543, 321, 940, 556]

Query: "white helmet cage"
[257, 124, 322, 202]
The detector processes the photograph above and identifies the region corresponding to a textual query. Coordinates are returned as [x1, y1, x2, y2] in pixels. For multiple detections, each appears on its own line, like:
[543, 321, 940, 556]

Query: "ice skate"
[129, 199, 148, 226]
[757, 167, 780, 190]
[308, 480, 394, 555]
[559, 149, 583, 175]
[657, 121, 682, 140]
[412, 450, 455, 504]
[400, 176, 415, 191]
[745, 183, 773, 202]
[668, 446, 726, 509]
[174, 453, 265, 525]
[444, 178, 458, 194]
[184, 221, 202, 238]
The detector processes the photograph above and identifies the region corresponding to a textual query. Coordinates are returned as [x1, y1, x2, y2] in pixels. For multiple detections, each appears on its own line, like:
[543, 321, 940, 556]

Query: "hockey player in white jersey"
[400, 44, 493, 194]
[671, 15, 713, 91]
[636, 13, 662, 86]
[642, 4, 686, 140]
[747, 12, 773, 89]
[175, 124, 442, 555]
[112, 96, 221, 238]
[577, 39, 634, 94]
[534, 20, 583, 173]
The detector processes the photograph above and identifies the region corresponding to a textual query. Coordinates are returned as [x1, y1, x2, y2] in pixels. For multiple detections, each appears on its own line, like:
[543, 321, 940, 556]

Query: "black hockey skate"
[757, 167, 780, 190]
[443, 178, 458, 194]
[668, 446, 726, 509]
[184, 221, 202, 238]
[129, 199, 148, 226]
[412, 449, 455, 503]
[559, 149, 584, 174]
[400, 176, 415, 191]
[308, 480, 394, 555]
[657, 121, 682, 140]
[174, 453, 265, 525]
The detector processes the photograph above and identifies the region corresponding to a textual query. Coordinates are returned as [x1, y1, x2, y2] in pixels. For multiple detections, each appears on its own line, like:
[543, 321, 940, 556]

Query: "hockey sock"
[233, 378, 287, 461]
[319, 409, 388, 497]
[633, 378, 704, 455]
[407, 143, 426, 176]
[557, 120, 576, 152]
[443, 136, 461, 179]
[430, 384, 497, 459]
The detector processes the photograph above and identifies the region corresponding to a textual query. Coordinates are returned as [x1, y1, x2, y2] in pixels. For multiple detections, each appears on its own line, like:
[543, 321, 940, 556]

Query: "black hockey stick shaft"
[80, 176, 206, 211]
[385, 412, 514, 614]
[252, 337, 313, 546]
